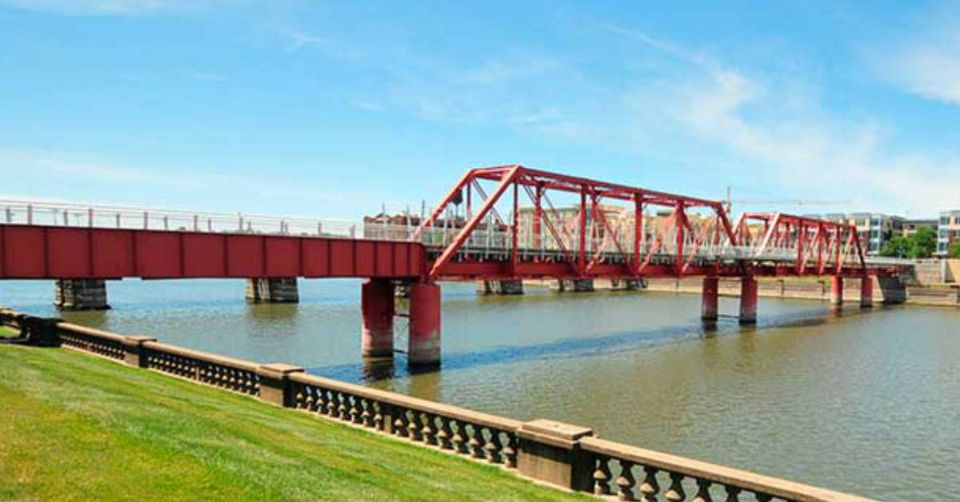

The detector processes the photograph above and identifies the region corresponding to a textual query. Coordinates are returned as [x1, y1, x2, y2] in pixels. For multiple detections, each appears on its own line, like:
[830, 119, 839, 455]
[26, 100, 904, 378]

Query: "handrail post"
[256, 364, 305, 407]
[27, 204, 33, 225]
[516, 419, 596, 492]
[122, 335, 157, 368]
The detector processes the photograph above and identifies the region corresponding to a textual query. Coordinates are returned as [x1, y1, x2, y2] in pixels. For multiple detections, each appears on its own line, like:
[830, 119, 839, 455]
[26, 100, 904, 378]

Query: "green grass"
[0, 326, 19, 338]
[0, 344, 587, 502]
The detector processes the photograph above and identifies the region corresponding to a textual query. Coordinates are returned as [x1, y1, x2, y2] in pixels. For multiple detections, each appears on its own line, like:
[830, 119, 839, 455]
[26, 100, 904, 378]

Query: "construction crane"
[724, 187, 849, 215]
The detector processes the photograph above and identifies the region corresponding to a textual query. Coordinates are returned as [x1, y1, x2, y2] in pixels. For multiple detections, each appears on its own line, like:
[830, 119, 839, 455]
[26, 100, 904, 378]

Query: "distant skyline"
[1, 1, 959, 219]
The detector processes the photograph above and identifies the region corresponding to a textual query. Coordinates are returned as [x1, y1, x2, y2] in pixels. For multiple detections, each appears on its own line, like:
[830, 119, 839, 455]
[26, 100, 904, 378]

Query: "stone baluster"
[692, 479, 712, 502]
[361, 399, 374, 427]
[421, 413, 436, 446]
[723, 486, 740, 502]
[329, 392, 342, 419]
[485, 430, 503, 464]
[665, 473, 686, 501]
[502, 434, 518, 469]
[393, 408, 408, 438]
[617, 460, 637, 501]
[640, 466, 660, 502]
[593, 457, 613, 495]
[338, 393, 351, 422]
[406, 411, 422, 441]
[437, 417, 454, 450]
[349, 395, 361, 423]
[468, 425, 486, 459]
[451, 420, 468, 454]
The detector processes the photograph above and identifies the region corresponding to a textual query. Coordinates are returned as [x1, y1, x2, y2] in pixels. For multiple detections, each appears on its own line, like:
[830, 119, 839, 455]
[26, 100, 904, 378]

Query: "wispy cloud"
[606, 26, 960, 214]
[873, 7, 960, 105]
[0, 147, 347, 210]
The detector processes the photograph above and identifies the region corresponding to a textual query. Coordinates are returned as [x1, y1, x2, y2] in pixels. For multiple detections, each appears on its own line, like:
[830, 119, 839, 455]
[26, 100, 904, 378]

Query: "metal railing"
[0, 199, 367, 240]
[1, 199, 910, 269]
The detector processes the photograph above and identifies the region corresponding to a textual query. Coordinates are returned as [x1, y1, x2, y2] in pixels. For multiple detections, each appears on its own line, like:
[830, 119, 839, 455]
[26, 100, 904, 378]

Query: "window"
[942, 216, 950, 225]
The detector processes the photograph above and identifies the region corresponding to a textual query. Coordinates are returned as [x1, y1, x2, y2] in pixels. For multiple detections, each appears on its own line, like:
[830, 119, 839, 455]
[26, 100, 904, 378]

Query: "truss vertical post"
[511, 181, 519, 275]
[578, 186, 587, 276]
[675, 202, 686, 276]
[533, 185, 543, 250]
[633, 197, 643, 273]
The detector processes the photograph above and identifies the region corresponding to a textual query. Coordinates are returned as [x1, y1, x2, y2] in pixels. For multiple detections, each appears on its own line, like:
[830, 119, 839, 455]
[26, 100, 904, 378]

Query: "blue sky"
[1, 0, 959, 219]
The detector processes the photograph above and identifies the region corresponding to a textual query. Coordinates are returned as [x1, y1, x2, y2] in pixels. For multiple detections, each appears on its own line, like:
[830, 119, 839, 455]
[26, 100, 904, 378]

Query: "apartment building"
[937, 210, 960, 256]
[901, 219, 937, 237]
[808, 213, 903, 255]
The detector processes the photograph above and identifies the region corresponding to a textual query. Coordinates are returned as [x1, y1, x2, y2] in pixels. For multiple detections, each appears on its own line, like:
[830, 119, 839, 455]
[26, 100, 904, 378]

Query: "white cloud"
[607, 27, 960, 215]
[874, 8, 960, 104]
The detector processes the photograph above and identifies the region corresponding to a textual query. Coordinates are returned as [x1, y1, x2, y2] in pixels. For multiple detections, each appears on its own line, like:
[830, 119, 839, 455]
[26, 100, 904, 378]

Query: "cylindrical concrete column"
[361, 279, 395, 358]
[830, 276, 844, 306]
[408, 282, 441, 367]
[701, 276, 719, 321]
[739, 276, 758, 324]
[860, 276, 873, 308]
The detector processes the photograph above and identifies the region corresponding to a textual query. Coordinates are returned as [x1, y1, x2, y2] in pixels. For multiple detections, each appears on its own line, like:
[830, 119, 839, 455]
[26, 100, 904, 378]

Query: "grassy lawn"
[0, 344, 587, 501]
[0, 326, 19, 338]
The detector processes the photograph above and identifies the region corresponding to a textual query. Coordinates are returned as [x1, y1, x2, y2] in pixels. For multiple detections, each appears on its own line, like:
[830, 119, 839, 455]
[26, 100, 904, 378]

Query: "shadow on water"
[311, 303, 864, 383]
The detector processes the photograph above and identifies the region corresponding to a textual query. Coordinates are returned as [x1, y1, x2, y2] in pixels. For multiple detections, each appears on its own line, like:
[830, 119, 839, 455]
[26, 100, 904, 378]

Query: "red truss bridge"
[0, 165, 909, 367]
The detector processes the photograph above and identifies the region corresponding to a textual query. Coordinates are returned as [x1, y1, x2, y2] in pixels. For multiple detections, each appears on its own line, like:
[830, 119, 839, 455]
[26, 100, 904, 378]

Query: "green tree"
[880, 228, 938, 259]
[949, 240, 960, 258]
[909, 227, 938, 258]
[880, 235, 909, 258]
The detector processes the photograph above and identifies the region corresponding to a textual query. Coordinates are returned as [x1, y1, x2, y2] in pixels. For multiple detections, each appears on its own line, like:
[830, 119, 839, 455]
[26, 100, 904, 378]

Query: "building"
[901, 219, 937, 238]
[937, 210, 960, 256]
[805, 213, 904, 255]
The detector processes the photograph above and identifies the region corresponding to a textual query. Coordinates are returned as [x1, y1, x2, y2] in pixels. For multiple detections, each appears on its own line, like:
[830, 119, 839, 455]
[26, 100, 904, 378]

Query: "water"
[2, 279, 958, 501]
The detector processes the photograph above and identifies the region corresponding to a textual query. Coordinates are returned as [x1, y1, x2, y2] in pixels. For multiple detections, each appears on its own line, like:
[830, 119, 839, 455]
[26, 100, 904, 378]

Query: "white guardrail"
[0, 200, 912, 267]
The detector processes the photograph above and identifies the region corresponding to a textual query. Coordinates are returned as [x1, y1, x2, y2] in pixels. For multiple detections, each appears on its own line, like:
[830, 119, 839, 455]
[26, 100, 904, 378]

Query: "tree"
[910, 227, 937, 259]
[880, 235, 909, 258]
[949, 240, 960, 258]
[879, 228, 937, 259]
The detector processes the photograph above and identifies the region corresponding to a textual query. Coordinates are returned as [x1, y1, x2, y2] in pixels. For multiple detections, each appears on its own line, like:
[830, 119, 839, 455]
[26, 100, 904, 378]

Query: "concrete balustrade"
[0, 308, 878, 502]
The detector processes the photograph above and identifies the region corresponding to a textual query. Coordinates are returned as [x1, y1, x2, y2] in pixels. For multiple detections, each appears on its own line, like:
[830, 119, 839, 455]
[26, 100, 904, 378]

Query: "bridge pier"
[701, 276, 719, 321]
[408, 282, 441, 367]
[54, 279, 110, 310]
[477, 280, 524, 295]
[558, 279, 595, 292]
[361, 279, 395, 358]
[830, 276, 844, 306]
[860, 277, 874, 308]
[739, 276, 758, 324]
[877, 276, 907, 304]
[245, 278, 299, 303]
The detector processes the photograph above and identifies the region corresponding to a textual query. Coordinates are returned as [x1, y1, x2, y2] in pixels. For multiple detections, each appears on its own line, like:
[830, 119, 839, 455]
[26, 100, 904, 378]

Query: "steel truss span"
[0, 165, 906, 281]
[408, 165, 905, 281]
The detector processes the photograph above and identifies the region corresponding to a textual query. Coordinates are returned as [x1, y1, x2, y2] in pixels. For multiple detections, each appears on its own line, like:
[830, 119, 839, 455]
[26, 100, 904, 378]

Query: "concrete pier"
[878, 276, 907, 304]
[245, 278, 300, 303]
[54, 279, 109, 310]
[739, 276, 758, 324]
[860, 277, 874, 308]
[361, 279, 395, 358]
[477, 280, 524, 295]
[557, 279, 595, 292]
[830, 276, 844, 306]
[408, 282, 441, 367]
[701, 276, 719, 321]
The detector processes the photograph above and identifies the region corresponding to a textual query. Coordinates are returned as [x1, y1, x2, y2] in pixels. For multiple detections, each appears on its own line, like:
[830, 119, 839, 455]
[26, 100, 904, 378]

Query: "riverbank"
[0, 343, 585, 501]
[642, 277, 959, 307]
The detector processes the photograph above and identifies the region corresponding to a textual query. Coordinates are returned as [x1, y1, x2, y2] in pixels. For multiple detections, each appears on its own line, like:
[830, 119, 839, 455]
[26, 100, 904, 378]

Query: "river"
[2, 278, 957, 501]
